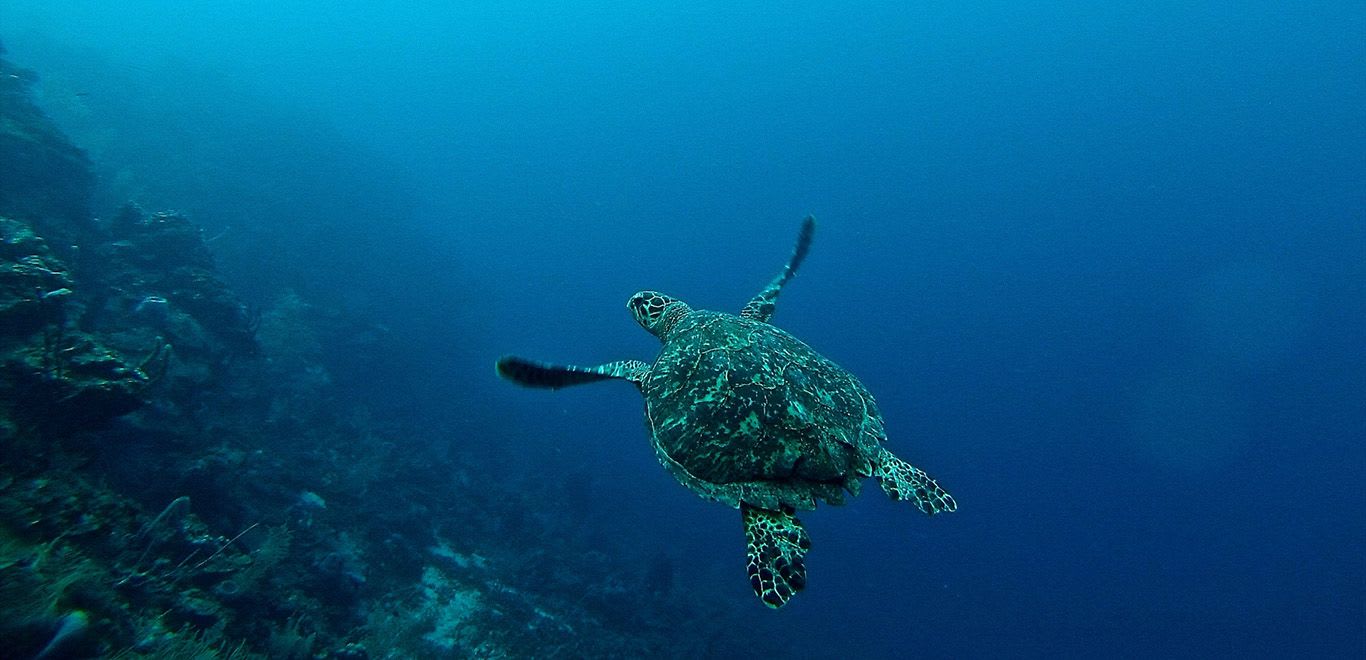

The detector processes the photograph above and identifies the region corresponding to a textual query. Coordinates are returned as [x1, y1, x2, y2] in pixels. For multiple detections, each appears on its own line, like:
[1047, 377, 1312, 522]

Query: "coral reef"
[0, 214, 155, 439]
[0, 45, 787, 659]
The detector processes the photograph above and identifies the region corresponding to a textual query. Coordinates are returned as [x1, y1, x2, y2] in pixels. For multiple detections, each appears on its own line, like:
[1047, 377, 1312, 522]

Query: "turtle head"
[628, 291, 691, 339]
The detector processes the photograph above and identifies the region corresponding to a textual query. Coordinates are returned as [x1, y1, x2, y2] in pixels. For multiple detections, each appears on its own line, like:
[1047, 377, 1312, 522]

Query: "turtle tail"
[873, 449, 957, 515]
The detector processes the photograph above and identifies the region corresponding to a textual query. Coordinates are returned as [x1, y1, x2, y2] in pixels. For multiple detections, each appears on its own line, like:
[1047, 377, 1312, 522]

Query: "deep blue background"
[6, 1, 1364, 656]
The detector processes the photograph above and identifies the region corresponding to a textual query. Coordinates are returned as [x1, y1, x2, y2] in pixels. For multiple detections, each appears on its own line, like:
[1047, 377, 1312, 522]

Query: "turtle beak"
[627, 292, 650, 327]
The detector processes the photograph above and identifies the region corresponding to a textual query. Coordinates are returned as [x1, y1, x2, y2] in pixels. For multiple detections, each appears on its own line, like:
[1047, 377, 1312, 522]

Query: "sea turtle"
[496, 216, 956, 608]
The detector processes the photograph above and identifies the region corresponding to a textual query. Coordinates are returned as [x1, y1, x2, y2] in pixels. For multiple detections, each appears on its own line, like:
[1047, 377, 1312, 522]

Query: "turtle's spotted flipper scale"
[496, 356, 648, 389]
[741, 215, 816, 322]
[742, 504, 810, 608]
[874, 449, 957, 515]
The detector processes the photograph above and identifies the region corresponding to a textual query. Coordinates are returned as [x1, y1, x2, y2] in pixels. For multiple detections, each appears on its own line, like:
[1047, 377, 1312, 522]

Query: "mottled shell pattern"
[631, 299, 883, 511]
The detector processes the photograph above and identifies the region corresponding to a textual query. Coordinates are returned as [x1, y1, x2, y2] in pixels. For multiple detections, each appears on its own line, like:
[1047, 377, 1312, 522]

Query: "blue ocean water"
[4, 1, 1363, 657]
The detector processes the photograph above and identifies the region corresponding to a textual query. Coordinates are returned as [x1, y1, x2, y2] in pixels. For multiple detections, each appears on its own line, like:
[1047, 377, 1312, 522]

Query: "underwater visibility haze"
[1, 1, 1363, 658]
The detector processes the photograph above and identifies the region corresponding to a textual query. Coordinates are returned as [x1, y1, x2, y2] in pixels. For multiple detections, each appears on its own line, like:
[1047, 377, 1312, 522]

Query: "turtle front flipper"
[740, 215, 816, 322]
[742, 504, 810, 608]
[496, 356, 648, 389]
[873, 448, 957, 515]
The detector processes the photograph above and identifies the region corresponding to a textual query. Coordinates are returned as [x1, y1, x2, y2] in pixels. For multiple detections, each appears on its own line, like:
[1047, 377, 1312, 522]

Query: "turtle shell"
[641, 310, 883, 511]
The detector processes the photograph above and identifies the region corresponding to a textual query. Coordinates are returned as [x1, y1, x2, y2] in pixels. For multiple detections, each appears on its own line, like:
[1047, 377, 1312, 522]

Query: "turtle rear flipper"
[742, 504, 810, 608]
[496, 356, 648, 389]
[873, 448, 957, 515]
[741, 215, 816, 322]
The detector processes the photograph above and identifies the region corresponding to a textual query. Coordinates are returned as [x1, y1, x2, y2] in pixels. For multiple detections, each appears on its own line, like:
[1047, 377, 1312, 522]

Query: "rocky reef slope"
[0, 44, 782, 659]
